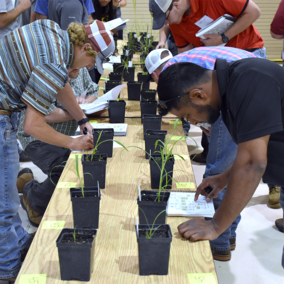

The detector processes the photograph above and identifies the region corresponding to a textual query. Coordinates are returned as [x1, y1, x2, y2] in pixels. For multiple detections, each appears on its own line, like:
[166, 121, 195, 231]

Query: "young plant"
[72, 227, 77, 244]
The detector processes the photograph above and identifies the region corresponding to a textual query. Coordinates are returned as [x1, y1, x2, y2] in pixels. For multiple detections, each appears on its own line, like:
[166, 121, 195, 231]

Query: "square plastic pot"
[142, 114, 162, 136]
[108, 100, 126, 123]
[105, 80, 121, 92]
[136, 224, 172, 276]
[150, 154, 175, 189]
[140, 101, 157, 123]
[123, 67, 135, 81]
[137, 190, 170, 225]
[127, 81, 142, 101]
[70, 187, 101, 229]
[109, 72, 122, 81]
[82, 154, 107, 189]
[141, 90, 156, 101]
[113, 63, 123, 73]
[137, 73, 150, 90]
[56, 228, 97, 281]
[92, 128, 114, 158]
[144, 130, 167, 159]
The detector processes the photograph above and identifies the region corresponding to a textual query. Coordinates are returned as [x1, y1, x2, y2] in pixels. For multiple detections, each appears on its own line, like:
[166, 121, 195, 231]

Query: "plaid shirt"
[17, 67, 98, 150]
[163, 46, 256, 71]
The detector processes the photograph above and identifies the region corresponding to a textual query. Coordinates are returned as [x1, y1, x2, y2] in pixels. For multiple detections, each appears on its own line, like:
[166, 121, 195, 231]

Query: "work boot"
[275, 218, 284, 233]
[0, 276, 17, 284]
[190, 152, 207, 165]
[211, 248, 231, 261]
[229, 238, 236, 250]
[20, 194, 42, 227]
[268, 186, 281, 209]
[17, 168, 33, 194]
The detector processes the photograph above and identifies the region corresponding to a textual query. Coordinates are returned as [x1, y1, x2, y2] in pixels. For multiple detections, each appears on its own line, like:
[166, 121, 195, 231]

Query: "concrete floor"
[18, 124, 284, 283]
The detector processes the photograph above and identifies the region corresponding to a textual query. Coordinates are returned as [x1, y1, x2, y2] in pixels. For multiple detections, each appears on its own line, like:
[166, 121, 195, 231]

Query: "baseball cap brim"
[95, 40, 115, 74]
[149, 0, 166, 30]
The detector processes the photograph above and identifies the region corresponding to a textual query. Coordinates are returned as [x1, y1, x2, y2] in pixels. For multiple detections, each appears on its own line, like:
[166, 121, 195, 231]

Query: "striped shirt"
[0, 19, 74, 115]
[163, 46, 256, 71]
[17, 67, 99, 150]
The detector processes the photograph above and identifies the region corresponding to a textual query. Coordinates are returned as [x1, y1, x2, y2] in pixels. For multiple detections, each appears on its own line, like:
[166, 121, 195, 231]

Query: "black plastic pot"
[82, 154, 107, 189]
[56, 228, 97, 281]
[136, 224, 172, 276]
[137, 190, 170, 225]
[142, 114, 162, 136]
[92, 128, 114, 158]
[109, 72, 122, 81]
[70, 187, 101, 229]
[152, 41, 159, 48]
[109, 100, 126, 123]
[113, 63, 124, 73]
[123, 67, 135, 81]
[127, 81, 142, 101]
[141, 90, 156, 102]
[144, 130, 167, 159]
[137, 73, 150, 90]
[140, 101, 157, 122]
[150, 154, 175, 189]
[105, 80, 121, 92]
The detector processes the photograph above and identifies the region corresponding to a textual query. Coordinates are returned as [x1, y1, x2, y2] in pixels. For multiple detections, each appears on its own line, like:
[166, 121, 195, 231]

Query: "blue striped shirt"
[0, 20, 74, 115]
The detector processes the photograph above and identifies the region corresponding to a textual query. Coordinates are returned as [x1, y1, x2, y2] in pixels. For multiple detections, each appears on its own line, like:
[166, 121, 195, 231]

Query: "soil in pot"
[140, 101, 157, 123]
[144, 130, 167, 159]
[127, 81, 142, 101]
[92, 128, 114, 158]
[142, 114, 162, 136]
[82, 154, 107, 188]
[150, 154, 175, 189]
[109, 72, 122, 81]
[109, 100, 126, 123]
[57, 228, 97, 281]
[141, 89, 156, 101]
[70, 187, 101, 229]
[138, 190, 170, 225]
[136, 224, 172, 276]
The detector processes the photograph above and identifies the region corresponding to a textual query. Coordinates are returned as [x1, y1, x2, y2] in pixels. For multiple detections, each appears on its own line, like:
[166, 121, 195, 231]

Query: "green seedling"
[72, 227, 77, 244]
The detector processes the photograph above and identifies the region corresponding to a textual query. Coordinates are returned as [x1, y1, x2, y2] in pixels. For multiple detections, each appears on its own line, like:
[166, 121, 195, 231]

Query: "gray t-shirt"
[48, 0, 88, 30]
[0, 0, 20, 38]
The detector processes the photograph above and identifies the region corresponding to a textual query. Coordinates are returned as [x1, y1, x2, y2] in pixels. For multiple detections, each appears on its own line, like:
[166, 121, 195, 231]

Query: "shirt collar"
[214, 58, 230, 98]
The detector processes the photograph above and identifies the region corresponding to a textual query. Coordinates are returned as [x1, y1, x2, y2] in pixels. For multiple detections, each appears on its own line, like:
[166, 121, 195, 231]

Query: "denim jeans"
[280, 187, 284, 268]
[0, 113, 31, 279]
[204, 115, 240, 251]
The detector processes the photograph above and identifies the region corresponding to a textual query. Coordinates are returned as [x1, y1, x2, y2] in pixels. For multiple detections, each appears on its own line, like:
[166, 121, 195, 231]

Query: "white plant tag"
[128, 61, 132, 67]
[147, 34, 151, 38]
[134, 34, 137, 38]
[138, 185, 141, 201]
[125, 50, 129, 56]
[137, 37, 140, 42]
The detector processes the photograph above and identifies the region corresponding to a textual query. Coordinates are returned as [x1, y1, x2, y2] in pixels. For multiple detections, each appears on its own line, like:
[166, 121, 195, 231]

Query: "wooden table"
[17, 116, 218, 284]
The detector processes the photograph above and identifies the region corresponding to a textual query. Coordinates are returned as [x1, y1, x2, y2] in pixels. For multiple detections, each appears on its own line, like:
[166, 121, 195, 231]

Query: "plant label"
[69, 154, 83, 159]
[42, 221, 65, 229]
[174, 154, 189, 160]
[170, 136, 186, 141]
[176, 182, 195, 189]
[125, 50, 129, 56]
[187, 273, 217, 284]
[169, 120, 182, 124]
[147, 34, 151, 38]
[19, 274, 47, 284]
[57, 182, 77, 188]
[128, 61, 132, 67]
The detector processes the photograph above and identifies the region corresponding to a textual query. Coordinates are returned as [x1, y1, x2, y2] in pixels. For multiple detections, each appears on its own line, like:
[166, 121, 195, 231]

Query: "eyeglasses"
[158, 92, 189, 109]
[165, 2, 173, 22]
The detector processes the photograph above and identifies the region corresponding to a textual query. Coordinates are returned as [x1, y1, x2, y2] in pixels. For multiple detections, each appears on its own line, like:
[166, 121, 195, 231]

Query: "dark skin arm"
[178, 135, 269, 241]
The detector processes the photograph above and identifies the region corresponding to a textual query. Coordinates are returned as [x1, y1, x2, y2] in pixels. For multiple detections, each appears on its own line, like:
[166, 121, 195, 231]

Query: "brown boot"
[20, 194, 42, 227]
[275, 218, 284, 233]
[229, 238, 236, 250]
[211, 248, 231, 261]
[0, 276, 17, 284]
[17, 168, 34, 194]
[268, 187, 281, 209]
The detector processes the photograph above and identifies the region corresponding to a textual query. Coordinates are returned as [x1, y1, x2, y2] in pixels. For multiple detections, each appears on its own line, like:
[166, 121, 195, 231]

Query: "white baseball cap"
[145, 48, 173, 74]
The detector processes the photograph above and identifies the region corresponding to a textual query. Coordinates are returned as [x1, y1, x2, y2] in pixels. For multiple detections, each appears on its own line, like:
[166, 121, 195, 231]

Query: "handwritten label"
[176, 182, 195, 189]
[187, 273, 217, 284]
[42, 221, 65, 230]
[90, 120, 98, 124]
[171, 136, 186, 141]
[57, 182, 77, 188]
[70, 153, 82, 159]
[100, 77, 109, 81]
[174, 154, 189, 160]
[99, 87, 105, 90]
[19, 274, 47, 284]
[169, 120, 182, 125]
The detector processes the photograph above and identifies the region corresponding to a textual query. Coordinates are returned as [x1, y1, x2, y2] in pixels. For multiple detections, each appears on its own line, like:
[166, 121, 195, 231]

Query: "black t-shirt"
[215, 58, 284, 186]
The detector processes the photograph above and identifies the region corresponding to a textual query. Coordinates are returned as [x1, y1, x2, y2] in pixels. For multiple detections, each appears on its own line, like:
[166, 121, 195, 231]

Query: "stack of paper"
[166, 192, 215, 217]
[92, 123, 127, 136]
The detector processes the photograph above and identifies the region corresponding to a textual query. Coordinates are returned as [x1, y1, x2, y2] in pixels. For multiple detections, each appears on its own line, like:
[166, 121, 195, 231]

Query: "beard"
[194, 104, 220, 124]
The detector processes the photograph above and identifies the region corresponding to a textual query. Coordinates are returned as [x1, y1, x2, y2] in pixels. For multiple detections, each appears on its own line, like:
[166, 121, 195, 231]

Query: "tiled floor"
[18, 125, 284, 283]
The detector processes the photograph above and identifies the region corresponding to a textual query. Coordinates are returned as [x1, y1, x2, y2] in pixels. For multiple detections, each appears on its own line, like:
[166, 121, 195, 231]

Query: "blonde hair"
[67, 22, 97, 58]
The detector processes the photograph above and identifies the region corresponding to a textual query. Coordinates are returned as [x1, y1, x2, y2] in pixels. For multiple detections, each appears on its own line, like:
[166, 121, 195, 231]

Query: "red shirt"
[170, 0, 264, 50]
[271, 0, 284, 35]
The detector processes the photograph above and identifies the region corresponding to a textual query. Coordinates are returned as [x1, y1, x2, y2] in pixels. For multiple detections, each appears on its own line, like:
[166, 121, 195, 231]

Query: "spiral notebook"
[166, 192, 215, 217]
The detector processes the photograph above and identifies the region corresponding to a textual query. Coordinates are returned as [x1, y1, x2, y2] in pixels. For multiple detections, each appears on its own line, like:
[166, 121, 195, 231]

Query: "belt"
[0, 110, 11, 115]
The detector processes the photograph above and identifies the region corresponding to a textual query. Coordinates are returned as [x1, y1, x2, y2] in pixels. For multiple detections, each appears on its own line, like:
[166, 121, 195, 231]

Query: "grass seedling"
[72, 228, 77, 244]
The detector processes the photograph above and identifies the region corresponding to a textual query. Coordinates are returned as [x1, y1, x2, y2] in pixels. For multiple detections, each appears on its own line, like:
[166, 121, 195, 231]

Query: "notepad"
[166, 192, 215, 217]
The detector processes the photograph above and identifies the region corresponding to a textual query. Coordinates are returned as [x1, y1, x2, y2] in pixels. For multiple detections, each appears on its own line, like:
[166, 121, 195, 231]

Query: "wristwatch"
[78, 117, 89, 126]
[221, 33, 229, 44]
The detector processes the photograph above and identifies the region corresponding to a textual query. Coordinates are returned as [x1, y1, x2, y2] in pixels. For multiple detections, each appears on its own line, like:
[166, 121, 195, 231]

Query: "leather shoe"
[0, 276, 17, 284]
[20, 194, 42, 227]
[211, 248, 231, 261]
[17, 168, 33, 194]
[190, 152, 206, 165]
[268, 187, 281, 209]
[275, 218, 284, 233]
[229, 237, 236, 250]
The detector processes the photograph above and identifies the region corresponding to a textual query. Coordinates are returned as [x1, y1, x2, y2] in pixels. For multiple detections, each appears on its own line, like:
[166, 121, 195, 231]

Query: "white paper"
[103, 62, 114, 71]
[108, 55, 121, 64]
[195, 15, 213, 29]
[104, 18, 129, 31]
[96, 84, 125, 103]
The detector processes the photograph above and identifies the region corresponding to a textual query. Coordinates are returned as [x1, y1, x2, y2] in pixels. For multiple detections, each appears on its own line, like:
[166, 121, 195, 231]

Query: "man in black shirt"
[157, 58, 284, 267]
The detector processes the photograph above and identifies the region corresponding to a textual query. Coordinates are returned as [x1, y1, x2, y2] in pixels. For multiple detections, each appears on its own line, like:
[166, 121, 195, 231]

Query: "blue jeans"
[204, 115, 240, 251]
[280, 188, 284, 268]
[0, 113, 30, 279]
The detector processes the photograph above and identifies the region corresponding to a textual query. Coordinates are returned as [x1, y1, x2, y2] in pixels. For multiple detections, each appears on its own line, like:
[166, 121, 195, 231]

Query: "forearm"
[0, 4, 28, 28]
[119, 0, 127, 7]
[44, 108, 74, 123]
[159, 25, 170, 46]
